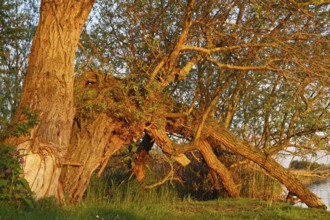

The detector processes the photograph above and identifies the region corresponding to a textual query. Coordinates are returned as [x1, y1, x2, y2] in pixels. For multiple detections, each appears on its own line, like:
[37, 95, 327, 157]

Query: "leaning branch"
[206, 122, 326, 209]
[146, 127, 193, 166]
[177, 55, 203, 79]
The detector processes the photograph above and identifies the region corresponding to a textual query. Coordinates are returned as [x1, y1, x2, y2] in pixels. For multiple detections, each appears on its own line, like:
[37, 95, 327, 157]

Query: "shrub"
[0, 144, 34, 208]
[289, 160, 327, 170]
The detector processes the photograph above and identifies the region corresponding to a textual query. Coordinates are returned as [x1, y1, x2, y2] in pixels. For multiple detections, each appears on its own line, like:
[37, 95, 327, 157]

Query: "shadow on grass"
[1, 198, 330, 220]
[0, 203, 140, 220]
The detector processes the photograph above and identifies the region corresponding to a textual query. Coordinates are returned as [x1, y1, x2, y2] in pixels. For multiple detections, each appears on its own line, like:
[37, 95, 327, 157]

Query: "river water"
[295, 177, 330, 209]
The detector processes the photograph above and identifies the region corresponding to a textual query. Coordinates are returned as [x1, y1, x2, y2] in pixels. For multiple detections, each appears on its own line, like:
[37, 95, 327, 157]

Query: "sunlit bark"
[207, 123, 327, 209]
[6, 0, 95, 199]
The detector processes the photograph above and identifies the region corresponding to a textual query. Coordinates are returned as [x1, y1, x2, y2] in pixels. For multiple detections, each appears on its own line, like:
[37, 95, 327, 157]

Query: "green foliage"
[0, 144, 34, 208]
[74, 73, 171, 130]
[0, 108, 36, 208]
[11, 108, 38, 137]
[33, 196, 59, 211]
[0, 0, 38, 131]
[0, 108, 38, 139]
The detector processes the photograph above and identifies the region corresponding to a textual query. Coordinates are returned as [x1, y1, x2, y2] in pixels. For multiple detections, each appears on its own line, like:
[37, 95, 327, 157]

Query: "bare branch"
[207, 57, 279, 72]
[298, 1, 330, 6]
[182, 43, 278, 54]
[287, 0, 314, 18]
[148, 0, 195, 84]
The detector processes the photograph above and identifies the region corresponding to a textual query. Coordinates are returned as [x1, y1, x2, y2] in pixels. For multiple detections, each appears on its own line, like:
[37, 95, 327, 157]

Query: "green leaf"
[0, 179, 8, 188]
[17, 178, 31, 192]
[22, 196, 35, 208]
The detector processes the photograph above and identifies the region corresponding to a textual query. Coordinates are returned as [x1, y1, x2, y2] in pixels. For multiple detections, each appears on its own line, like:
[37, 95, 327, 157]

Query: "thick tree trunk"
[198, 140, 239, 198]
[60, 114, 132, 203]
[207, 123, 326, 209]
[6, 0, 95, 199]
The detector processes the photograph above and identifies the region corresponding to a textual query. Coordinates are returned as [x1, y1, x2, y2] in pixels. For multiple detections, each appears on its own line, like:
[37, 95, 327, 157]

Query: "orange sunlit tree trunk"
[6, 0, 95, 200]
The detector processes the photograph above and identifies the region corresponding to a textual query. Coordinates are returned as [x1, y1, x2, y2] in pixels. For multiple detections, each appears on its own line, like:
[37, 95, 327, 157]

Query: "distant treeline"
[289, 160, 329, 170]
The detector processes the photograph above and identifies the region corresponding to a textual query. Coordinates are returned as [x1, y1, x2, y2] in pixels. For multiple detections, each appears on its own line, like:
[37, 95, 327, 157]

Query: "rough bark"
[60, 114, 134, 203]
[147, 128, 192, 166]
[198, 140, 239, 198]
[6, 0, 95, 199]
[207, 123, 326, 209]
[57, 69, 149, 202]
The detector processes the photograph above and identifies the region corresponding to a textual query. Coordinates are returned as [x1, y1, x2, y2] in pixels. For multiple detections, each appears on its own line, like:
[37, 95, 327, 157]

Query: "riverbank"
[1, 198, 330, 220]
[290, 169, 330, 186]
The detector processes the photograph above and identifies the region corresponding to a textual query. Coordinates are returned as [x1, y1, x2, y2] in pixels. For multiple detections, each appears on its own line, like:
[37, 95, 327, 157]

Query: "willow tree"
[6, 0, 95, 199]
[4, 0, 329, 209]
[68, 0, 329, 208]
[0, 0, 37, 130]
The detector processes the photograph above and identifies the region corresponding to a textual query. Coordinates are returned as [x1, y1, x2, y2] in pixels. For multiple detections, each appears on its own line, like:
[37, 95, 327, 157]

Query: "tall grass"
[78, 173, 179, 219]
[1, 157, 328, 220]
[236, 165, 283, 200]
[1, 174, 330, 220]
[85, 173, 178, 204]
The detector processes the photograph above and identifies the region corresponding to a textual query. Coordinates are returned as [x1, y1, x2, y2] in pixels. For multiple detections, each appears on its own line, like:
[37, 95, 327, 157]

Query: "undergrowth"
[1, 174, 330, 220]
[0, 109, 37, 208]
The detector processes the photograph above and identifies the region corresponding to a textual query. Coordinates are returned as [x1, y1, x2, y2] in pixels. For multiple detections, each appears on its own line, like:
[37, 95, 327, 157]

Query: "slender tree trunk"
[207, 123, 327, 209]
[6, 0, 95, 199]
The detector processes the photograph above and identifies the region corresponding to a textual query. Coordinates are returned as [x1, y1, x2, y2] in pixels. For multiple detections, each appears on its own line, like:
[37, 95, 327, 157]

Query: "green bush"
[0, 144, 34, 208]
[289, 160, 327, 170]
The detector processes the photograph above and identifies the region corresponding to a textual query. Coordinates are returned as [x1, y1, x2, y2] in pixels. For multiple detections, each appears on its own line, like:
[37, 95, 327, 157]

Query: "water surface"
[295, 177, 330, 209]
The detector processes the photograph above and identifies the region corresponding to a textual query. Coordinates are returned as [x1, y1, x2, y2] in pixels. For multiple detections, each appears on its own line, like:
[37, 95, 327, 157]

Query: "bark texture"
[198, 140, 239, 197]
[4, 1, 326, 210]
[207, 123, 326, 209]
[7, 0, 95, 199]
[60, 114, 134, 203]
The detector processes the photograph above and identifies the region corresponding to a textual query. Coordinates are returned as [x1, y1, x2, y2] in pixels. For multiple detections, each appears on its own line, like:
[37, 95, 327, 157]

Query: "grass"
[1, 198, 330, 220]
[1, 176, 330, 220]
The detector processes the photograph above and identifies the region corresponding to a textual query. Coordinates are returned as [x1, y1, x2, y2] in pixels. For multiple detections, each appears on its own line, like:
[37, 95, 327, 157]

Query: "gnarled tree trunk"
[6, 0, 95, 199]
[60, 114, 133, 203]
[4, 1, 327, 210]
[58, 71, 147, 203]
